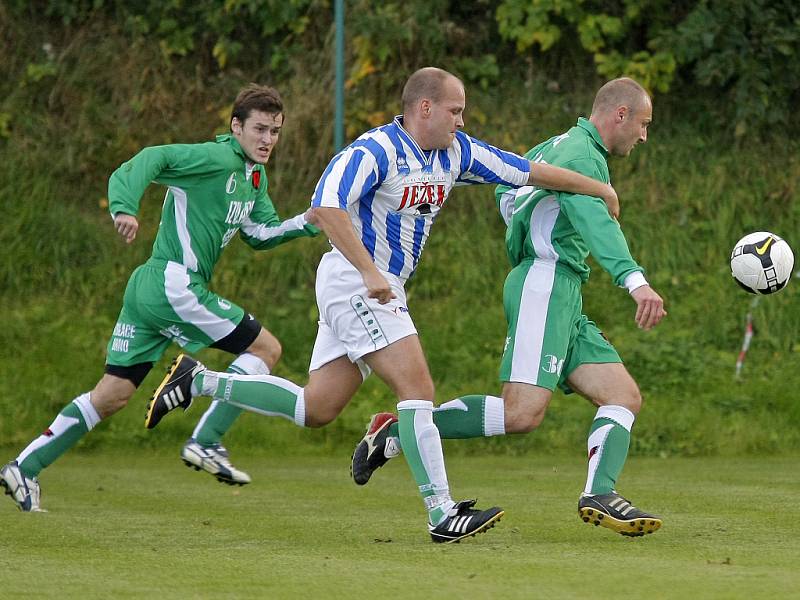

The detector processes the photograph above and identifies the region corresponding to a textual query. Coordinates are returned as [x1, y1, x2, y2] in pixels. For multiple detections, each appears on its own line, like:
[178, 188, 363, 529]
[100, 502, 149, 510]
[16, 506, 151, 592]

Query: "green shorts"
[499, 259, 621, 393]
[105, 259, 246, 367]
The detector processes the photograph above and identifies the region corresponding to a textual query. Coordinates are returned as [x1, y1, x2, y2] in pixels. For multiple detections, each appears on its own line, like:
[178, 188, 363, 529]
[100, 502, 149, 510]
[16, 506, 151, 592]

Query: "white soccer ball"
[730, 231, 794, 294]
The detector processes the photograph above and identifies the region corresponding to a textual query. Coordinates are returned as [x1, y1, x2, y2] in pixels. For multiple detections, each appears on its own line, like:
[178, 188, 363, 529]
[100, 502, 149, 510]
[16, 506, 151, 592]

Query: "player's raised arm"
[528, 162, 619, 219]
[313, 206, 396, 304]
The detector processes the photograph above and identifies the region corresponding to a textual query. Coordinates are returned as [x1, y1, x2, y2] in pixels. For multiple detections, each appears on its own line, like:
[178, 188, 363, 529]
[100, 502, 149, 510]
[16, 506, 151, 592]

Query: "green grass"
[1, 451, 796, 599]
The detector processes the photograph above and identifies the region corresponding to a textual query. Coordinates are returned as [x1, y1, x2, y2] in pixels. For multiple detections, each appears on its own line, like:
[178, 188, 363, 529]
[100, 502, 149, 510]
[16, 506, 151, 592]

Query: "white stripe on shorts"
[509, 260, 556, 385]
[164, 262, 236, 340]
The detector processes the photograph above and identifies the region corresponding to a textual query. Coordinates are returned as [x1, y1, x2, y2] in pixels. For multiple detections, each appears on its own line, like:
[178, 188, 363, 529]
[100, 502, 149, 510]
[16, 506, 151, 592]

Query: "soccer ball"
[730, 231, 794, 294]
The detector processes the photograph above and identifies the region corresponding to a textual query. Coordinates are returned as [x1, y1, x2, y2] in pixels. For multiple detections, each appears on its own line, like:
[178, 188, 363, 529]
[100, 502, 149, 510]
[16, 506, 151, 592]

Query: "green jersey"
[108, 133, 318, 282]
[495, 118, 642, 286]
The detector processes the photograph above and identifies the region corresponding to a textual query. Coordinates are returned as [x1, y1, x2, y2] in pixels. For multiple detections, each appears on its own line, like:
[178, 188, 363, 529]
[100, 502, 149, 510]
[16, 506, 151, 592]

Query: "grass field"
[0, 451, 796, 599]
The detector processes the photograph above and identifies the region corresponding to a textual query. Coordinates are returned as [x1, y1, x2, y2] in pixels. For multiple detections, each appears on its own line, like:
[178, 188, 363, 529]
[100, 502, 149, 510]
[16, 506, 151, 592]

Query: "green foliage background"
[1, 1, 798, 456]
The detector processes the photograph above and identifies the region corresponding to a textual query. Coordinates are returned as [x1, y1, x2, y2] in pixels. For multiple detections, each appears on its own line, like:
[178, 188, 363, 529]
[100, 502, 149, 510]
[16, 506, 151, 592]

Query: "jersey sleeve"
[495, 141, 548, 226]
[240, 187, 319, 251]
[455, 132, 530, 188]
[557, 157, 644, 286]
[107, 144, 214, 218]
[310, 141, 387, 209]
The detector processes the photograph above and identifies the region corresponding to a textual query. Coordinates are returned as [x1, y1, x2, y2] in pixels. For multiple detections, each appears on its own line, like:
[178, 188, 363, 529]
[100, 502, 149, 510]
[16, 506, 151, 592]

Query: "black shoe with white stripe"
[145, 354, 205, 429]
[351, 412, 400, 486]
[428, 499, 504, 544]
[578, 492, 662, 537]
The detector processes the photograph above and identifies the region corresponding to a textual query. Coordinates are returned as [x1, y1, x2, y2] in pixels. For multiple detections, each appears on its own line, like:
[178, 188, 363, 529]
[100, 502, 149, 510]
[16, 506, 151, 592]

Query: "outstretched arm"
[528, 162, 619, 219]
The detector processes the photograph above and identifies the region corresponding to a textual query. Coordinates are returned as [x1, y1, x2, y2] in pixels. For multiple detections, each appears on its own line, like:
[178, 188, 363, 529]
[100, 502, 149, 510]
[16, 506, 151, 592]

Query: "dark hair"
[231, 84, 284, 128]
[401, 67, 463, 112]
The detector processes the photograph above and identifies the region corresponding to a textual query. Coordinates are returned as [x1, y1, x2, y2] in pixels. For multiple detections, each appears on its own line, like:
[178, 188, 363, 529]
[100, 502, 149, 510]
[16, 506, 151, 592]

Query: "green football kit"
[12, 133, 317, 482]
[380, 119, 651, 499]
[106, 134, 318, 368]
[496, 117, 644, 391]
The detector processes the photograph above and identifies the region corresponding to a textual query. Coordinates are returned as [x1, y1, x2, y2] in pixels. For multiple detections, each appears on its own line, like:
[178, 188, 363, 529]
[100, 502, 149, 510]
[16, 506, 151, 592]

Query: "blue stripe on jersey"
[359, 198, 377, 257]
[358, 172, 379, 256]
[456, 131, 472, 173]
[411, 216, 426, 267]
[385, 212, 405, 275]
[437, 149, 451, 173]
[311, 153, 345, 207]
[471, 136, 530, 172]
[351, 136, 390, 184]
[337, 150, 367, 208]
[384, 126, 411, 174]
[459, 158, 516, 186]
[410, 214, 438, 278]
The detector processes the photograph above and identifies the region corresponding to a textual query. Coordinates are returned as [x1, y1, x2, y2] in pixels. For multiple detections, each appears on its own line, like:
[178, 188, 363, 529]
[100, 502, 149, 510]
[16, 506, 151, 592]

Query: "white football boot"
[181, 439, 251, 486]
[1, 461, 47, 512]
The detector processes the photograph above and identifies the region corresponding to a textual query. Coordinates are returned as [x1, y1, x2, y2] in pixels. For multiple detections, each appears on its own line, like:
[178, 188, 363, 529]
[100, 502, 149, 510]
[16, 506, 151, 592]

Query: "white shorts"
[309, 251, 417, 376]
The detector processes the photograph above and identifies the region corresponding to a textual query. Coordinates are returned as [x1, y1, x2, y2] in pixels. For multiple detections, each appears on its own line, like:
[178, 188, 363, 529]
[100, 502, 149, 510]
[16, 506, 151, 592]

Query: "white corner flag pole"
[735, 296, 760, 379]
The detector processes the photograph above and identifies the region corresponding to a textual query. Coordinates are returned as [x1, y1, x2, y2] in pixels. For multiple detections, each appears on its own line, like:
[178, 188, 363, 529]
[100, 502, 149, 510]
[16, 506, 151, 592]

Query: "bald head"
[591, 77, 650, 118]
[589, 77, 652, 157]
[402, 67, 463, 113]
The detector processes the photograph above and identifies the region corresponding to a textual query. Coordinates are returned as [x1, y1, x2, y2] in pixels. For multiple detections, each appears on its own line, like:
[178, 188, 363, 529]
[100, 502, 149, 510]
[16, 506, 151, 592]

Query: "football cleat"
[578, 492, 662, 537]
[145, 354, 205, 429]
[429, 499, 504, 544]
[1, 461, 46, 512]
[351, 412, 400, 485]
[181, 439, 251, 486]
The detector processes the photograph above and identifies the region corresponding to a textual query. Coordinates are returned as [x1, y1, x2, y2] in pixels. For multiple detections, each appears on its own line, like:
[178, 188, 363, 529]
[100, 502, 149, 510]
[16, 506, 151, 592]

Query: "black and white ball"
[730, 231, 794, 294]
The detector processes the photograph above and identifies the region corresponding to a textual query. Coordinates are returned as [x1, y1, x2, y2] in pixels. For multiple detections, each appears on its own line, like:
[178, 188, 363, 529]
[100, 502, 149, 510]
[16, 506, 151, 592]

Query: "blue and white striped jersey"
[311, 116, 531, 281]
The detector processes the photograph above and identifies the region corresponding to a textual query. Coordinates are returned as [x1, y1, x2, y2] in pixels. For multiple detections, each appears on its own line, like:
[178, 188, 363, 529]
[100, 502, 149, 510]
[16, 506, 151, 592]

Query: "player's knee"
[505, 404, 547, 434]
[617, 386, 642, 415]
[91, 389, 133, 418]
[258, 337, 282, 366]
[247, 332, 282, 368]
[304, 405, 339, 428]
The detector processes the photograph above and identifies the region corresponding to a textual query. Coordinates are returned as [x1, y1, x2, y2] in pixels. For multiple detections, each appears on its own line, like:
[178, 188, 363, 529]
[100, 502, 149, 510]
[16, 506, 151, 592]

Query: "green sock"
[388, 394, 505, 440]
[17, 393, 100, 478]
[584, 406, 635, 495]
[192, 365, 249, 447]
[194, 370, 305, 427]
[397, 400, 454, 525]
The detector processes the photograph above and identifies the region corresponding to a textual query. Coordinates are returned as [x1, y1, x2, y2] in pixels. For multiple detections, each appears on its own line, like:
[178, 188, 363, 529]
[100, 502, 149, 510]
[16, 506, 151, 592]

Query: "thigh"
[559, 316, 622, 394]
[362, 335, 434, 401]
[304, 355, 363, 426]
[499, 261, 579, 390]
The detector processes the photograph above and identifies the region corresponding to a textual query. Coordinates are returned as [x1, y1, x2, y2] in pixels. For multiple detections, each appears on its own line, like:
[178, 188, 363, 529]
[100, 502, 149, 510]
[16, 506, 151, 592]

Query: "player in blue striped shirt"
[147, 67, 621, 543]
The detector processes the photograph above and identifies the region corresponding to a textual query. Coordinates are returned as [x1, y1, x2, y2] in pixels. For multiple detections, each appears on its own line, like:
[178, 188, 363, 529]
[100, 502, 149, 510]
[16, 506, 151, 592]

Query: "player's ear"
[231, 117, 243, 134]
[616, 106, 628, 123]
[420, 99, 432, 117]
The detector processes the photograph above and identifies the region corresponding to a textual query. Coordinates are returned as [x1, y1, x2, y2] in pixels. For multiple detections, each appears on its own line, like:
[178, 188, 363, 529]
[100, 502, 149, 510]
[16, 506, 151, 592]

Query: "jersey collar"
[576, 117, 609, 156]
[392, 115, 434, 168]
[216, 133, 248, 160]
